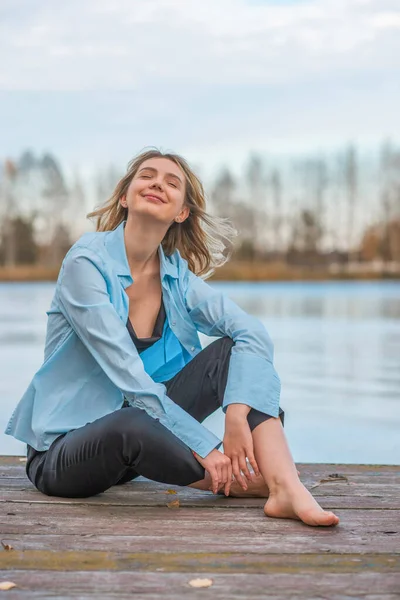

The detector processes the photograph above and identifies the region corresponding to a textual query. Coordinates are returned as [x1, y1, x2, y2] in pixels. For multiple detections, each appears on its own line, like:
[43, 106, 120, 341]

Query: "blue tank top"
[126, 299, 191, 383]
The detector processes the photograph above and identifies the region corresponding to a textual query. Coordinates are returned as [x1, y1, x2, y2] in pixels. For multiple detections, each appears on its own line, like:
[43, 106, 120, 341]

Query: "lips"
[144, 194, 166, 204]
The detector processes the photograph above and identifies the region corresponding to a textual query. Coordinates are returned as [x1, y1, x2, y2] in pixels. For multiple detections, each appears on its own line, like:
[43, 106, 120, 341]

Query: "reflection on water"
[0, 281, 399, 464]
[220, 281, 400, 320]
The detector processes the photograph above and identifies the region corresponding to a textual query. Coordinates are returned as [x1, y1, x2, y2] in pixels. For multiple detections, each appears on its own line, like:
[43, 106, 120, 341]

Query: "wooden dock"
[1, 457, 399, 598]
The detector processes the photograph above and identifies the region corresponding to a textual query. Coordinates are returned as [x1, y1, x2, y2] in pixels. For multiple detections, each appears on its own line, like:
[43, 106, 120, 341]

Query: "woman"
[5, 149, 339, 527]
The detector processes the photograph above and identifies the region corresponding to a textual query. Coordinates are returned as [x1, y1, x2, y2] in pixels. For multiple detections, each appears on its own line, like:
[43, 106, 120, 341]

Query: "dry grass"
[0, 265, 60, 282]
[0, 262, 398, 282]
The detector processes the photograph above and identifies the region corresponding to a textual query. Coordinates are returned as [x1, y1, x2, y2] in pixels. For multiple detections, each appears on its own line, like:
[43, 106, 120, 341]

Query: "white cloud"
[0, 0, 398, 168]
[0, 0, 398, 90]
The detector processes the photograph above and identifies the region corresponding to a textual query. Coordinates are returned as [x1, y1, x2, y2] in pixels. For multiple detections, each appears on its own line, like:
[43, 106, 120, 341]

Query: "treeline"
[0, 143, 399, 274]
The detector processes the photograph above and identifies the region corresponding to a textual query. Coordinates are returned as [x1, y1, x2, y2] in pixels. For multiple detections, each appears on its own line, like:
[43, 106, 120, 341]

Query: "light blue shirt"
[5, 221, 281, 458]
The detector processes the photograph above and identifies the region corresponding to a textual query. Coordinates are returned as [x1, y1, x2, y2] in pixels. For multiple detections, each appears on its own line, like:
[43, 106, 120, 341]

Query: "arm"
[183, 267, 281, 417]
[57, 247, 222, 458]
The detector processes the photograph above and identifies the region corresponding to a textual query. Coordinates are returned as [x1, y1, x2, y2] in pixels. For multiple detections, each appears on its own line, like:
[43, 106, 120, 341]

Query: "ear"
[120, 195, 128, 208]
[175, 205, 190, 223]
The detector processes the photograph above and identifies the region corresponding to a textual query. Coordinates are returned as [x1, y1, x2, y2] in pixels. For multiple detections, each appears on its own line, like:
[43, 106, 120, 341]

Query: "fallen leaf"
[0, 581, 17, 590]
[165, 489, 177, 495]
[166, 499, 180, 509]
[320, 474, 349, 483]
[188, 578, 213, 588]
[311, 473, 349, 489]
[1, 541, 14, 551]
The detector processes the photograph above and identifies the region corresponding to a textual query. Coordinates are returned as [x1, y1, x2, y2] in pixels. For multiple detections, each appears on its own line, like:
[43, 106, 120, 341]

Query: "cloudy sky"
[0, 0, 399, 175]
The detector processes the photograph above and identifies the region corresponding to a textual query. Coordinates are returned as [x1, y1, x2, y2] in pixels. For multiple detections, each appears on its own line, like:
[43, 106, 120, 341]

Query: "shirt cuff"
[222, 352, 281, 418]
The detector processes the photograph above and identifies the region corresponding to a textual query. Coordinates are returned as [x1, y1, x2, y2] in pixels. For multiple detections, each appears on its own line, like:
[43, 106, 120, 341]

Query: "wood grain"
[1, 457, 399, 599]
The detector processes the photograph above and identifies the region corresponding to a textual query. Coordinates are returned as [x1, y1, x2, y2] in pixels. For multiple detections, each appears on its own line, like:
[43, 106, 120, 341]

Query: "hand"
[192, 449, 233, 496]
[223, 405, 260, 491]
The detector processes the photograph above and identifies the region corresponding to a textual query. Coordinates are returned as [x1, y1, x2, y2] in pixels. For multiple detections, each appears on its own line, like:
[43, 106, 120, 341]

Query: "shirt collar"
[104, 220, 179, 280]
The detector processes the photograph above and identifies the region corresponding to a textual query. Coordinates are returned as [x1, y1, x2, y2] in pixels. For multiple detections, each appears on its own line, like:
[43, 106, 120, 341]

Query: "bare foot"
[264, 481, 339, 527]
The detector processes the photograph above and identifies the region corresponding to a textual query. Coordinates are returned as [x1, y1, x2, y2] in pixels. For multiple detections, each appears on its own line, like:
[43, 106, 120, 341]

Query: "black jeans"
[26, 337, 284, 498]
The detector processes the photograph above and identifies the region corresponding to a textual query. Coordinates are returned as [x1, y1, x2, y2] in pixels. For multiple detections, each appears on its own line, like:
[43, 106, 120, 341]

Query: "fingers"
[246, 449, 260, 477]
[221, 463, 228, 493]
[224, 461, 233, 496]
[216, 465, 223, 494]
[210, 467, 219, 494]
[232, 455, 247, 490]
[239, 452, 253, 482]
[205, 454, 233, 496]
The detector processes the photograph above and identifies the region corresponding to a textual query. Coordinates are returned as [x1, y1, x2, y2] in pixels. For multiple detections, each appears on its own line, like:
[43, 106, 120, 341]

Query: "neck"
[123, 217, 167, 276]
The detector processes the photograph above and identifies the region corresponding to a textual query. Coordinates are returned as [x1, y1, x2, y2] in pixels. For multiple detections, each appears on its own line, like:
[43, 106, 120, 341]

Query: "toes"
[321, 511, 339, 526]
[304, 509, 339, 527]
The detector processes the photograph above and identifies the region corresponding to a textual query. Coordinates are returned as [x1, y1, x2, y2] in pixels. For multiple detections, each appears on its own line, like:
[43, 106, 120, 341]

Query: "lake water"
[0, 281, 399, 464]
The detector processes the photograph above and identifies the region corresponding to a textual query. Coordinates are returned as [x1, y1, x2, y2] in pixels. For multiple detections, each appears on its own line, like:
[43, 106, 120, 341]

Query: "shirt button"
[171, 321, 176, 326]
[191, 346, 195, 352]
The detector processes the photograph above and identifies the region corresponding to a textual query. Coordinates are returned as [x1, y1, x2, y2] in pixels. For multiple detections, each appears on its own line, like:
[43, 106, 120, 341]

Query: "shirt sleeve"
[57, 247, 222, 458]
[183, 267, 281, 417]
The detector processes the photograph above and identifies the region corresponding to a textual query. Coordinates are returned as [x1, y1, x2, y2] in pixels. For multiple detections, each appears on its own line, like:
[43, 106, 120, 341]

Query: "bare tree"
[342, 144, 358, 261]
[270, 168, 290, 257]
[1, 160, 18, 267]
[245, 154, 268, 258]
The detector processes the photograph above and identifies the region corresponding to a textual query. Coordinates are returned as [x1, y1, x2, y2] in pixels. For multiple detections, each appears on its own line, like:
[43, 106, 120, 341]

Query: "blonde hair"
[87, 148, 237, 278]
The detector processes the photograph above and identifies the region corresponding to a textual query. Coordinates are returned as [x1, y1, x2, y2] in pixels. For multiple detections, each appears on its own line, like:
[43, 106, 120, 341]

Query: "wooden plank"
[2, 502, 398, 529]
[2, 474, 400, 489]
[0, 570, 399, 597]
[2, 489, 398, 510]
[1, 502, 399, 531]
[1, 531, 398, 555]
[1, 552, 399, 573]
[1, 459, 399, 478]
[1, 509, 399, 554]
[2, 478, 400, 503]
[1, 588, 399, 598]
[1, 594, 399, 600]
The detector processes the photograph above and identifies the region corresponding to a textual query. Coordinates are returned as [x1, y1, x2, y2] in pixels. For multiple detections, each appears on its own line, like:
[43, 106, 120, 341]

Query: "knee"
[165, 444, 206, 486]
[215, 336, 235, 355]
[181, 458, 206, 486]
[221, 335, 234, 348]
[100, 407, 150, 450]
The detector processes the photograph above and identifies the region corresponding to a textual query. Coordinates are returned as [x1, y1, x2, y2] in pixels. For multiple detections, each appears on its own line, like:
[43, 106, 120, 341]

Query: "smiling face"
[120, 157, 190, 227]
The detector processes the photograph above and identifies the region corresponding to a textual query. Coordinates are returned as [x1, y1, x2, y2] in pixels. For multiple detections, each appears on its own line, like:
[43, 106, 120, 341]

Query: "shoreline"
[0, 263, 399, 282]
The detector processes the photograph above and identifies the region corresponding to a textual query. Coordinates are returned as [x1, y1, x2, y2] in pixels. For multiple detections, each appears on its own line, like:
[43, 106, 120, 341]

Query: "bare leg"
[253, 417, 339, 527]
[189, 470, 269, 497]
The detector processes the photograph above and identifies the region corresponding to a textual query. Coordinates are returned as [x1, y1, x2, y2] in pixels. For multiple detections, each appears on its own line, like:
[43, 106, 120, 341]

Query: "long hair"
[87, 148, 237, 278]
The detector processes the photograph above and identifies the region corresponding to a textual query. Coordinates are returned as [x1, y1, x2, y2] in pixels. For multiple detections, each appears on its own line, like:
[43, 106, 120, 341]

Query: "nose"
[150, 177, 163, 190]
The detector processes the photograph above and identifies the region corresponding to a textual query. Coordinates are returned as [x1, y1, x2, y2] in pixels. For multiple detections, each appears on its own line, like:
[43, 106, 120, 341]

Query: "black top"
[126, 300, 166, 353]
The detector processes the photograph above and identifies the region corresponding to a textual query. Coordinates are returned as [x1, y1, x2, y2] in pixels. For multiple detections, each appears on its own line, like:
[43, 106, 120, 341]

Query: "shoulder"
[61, 231, 108, 272]
[70, 230, 108, 255]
